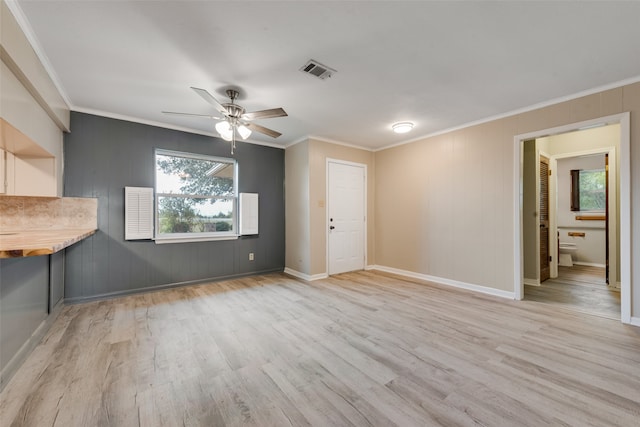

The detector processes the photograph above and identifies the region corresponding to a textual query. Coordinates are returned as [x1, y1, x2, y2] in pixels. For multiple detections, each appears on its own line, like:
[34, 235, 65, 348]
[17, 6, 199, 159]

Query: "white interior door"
[328, 160, 365, 275]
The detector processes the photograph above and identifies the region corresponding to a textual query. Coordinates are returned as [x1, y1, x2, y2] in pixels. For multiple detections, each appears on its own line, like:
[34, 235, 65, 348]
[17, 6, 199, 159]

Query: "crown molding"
[375, 74, 640, 152]
[4, 0, 73, 108]
[72, 107, 286, 149]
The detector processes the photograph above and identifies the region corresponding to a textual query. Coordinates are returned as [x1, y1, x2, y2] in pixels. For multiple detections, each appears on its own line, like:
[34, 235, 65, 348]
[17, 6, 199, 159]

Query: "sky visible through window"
[155, 153, 234, 218]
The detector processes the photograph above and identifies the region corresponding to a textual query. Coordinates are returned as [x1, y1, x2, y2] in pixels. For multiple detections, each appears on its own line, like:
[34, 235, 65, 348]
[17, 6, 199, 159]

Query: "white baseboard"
[283, 267, 328, 281]
[573, 261, 606, 268]
[629, 317, 640, 327]
[523, 278, 540, 286]
[607, 281, 621, 290]
[369, 265, 515, 299]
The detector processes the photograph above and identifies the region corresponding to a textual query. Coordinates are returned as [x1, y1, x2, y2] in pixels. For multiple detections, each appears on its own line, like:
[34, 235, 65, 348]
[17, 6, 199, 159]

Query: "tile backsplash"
[0, 196, 97, 231]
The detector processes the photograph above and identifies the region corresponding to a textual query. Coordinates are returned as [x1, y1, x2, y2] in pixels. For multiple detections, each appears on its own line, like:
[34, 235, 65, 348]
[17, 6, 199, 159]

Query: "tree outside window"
[155, 149, 236, 237]
[570, 168, 605, 212]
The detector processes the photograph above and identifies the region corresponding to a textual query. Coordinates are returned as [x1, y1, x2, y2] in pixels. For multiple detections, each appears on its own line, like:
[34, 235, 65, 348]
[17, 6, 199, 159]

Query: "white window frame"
[154, 148, 238, 244]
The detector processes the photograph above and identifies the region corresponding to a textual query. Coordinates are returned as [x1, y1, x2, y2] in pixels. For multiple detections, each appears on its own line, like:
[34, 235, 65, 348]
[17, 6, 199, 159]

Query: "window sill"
[154, 234, 238, 244]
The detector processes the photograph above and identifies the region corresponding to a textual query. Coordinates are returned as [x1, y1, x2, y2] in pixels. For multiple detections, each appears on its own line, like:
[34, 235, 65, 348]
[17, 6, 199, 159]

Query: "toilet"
[558, 242, 577, 267]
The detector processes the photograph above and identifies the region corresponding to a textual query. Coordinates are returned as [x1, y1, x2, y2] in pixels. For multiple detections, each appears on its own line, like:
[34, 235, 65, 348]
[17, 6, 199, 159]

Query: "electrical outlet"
[249, 252, 254, 261]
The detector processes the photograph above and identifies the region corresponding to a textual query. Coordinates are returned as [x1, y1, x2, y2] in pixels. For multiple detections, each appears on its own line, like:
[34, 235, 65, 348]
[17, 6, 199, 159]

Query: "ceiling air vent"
[300, 59, 336, 80]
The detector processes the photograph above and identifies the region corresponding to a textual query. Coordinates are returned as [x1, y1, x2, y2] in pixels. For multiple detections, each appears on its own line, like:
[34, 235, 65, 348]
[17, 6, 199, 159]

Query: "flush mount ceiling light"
[392, 122, 414, 134]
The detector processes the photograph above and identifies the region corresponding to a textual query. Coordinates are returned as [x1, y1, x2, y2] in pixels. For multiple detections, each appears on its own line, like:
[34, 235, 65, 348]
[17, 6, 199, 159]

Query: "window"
[570, 168, 605, 212]
[155, 149, 237, 242]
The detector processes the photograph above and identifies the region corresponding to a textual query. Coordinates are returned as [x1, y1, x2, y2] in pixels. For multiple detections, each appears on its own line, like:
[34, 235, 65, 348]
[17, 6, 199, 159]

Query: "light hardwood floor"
[525, 265, 621, 320]
[1, 271, 639, 426]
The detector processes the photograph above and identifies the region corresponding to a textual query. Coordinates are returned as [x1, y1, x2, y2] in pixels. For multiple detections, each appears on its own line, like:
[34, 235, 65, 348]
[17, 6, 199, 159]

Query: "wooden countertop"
[0, 228, 96, 258]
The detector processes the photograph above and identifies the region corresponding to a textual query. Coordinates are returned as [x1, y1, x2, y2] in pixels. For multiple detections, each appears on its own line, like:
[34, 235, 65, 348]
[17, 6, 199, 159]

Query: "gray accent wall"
[0, 256, 49, 385]
[63, 112, 285, 301]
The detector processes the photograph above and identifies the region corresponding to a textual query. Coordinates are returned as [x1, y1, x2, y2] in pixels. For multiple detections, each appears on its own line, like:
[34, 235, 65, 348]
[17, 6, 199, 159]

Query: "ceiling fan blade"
[246, 122, 282, 138]
[162, 111, 221, 119]
[190, 87, 228, 115]
[242, 108, 288, 120]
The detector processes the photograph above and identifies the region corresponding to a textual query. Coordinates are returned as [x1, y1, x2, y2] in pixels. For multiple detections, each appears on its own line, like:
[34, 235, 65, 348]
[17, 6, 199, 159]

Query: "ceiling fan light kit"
[392, 122, 414, 134]
[215, 121, 234, 141]
[163, 87, 287, 154]
[237, 125, 252, 140]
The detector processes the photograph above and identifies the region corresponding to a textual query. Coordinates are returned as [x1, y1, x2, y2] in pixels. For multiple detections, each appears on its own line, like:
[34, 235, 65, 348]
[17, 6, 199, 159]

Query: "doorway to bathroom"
[526, 146, 619, 319]
[515, 113, 630, 322]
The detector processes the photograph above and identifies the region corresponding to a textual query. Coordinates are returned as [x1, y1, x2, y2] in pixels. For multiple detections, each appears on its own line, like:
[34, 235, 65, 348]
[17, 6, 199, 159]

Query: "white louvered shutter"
[239, 193, 259, 235]
[125, 186, 154, 240]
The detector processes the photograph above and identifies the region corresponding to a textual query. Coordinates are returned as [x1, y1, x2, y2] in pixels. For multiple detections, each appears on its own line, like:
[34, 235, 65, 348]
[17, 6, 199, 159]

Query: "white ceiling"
[11, 1, 640, 151]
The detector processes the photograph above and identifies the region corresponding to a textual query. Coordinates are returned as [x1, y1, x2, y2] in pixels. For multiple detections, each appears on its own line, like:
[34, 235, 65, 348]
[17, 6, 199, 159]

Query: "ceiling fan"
[163, 87, 287, 154]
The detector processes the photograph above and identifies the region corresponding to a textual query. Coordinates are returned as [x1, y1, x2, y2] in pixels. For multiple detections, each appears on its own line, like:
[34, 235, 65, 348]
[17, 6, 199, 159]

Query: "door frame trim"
[548, 146, 617, 286]
[326, 158, 367, 276]
[513, 112, 631, 324]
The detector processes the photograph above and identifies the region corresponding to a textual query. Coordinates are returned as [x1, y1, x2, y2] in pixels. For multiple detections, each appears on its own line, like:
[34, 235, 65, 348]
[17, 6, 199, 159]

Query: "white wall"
[0, 61, 61, 158]
[1, 0, 69, 196]
[556, 154, 606, 266]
